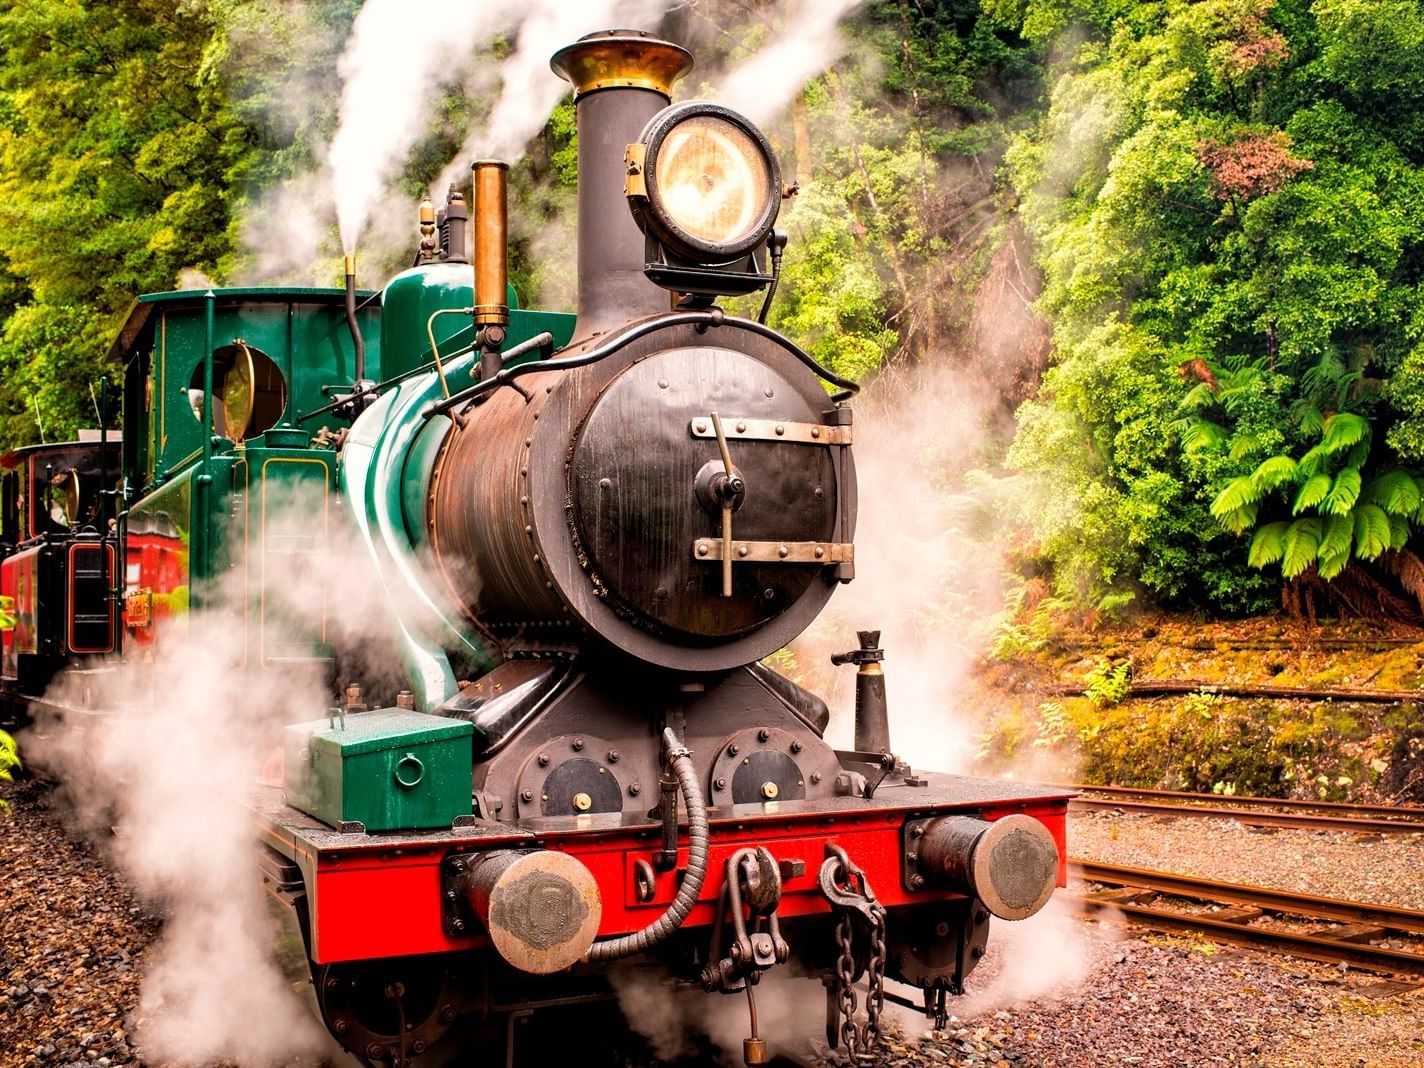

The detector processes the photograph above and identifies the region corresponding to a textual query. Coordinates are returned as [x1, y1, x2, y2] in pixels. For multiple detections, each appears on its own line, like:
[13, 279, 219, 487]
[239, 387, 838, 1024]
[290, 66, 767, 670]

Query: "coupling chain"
[820, 845, 886, 1063]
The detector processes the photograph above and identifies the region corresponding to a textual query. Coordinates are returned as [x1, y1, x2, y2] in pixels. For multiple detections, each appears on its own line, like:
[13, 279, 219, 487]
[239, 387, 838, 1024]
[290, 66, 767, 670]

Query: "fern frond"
[1177, 417, 1227, 453]
[1210, 475, 1260, 520]
[1217, 502, 1259, 536]
[1180, 382, 1218, 411]
[1364, 470, 1422, 517]
[1322, 467, 1362, 516]
[1292, 473, 1332, 514]
[1321, 412, 1369, 453]
[1229, 433, 1263, 461]
[1354, 503, 1392, 560]
[1298, 444, 1330, 478]
[1282, 517, 1322, 578]
[1248, 521, 1290, 567]
[1389, 514, 1411, 550]
[1250, 455, 1300, 492]
[1321, 513, 1354, 559]
[1295, 403, 1325, 437]
[1317, 550, 1351, 580]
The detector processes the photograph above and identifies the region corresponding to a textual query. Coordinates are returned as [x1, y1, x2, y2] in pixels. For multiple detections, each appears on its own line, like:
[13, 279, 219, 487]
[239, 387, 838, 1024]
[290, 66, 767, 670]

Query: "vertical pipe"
[343, 254, 366, 387]
[550, 31, 694, 340]
[473, 160, 510, 383]
[197, 289, 216, 602]
[282, 303, 295, 427]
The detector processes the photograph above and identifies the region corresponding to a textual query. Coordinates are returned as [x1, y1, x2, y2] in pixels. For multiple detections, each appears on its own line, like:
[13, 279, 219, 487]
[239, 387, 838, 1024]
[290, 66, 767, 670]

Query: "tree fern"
[1282, 518, 1322, 578]
[1297, 443, 1330, 477]
[1321, 467, 1362, 516]
[1292, 473, 1332, 514]
[1354, 503, 1392, 560]
[1320, 513, 1354, 560]
[1180, 382, 1218, 411]
[1250, 455, 1300, 492]
[1229, 432, 1264, 461]
[1177, 416, 1226, 453]
[1210, 475, 1260, 519]
[1248, 521, 1290, 566]
[1364, 470, 1422, 517]
[1389, 514, 1411, 550]
[1217, 501, 1259, 536]
[1321, 411, 1369, 453]
[1318, 550, 1350, 579]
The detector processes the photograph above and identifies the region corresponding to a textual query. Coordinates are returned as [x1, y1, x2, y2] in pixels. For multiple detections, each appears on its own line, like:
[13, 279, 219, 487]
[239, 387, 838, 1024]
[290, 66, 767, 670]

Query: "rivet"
[694, 421, 707, 433]
[533, 553, 541, 563]
[521, 789, 534, 802]
[736, 421, 747, 433]
[525, 525, 533, 535]
[777, 545, 788, 558]
[572, 738, 584, 751]
[814, 487, 824, 498]
[764, 387, 774, 397]
[811, 771, 822, 784]
[608, 749, 620, 763]
[775, 424, 785, 436]
[658, 379, 669, 389]
[697, 543, 709, 556]
[599, 478, 612, 489]
[737, 545, 749, 558]
[629, 783, 641, 796]
[911, 825, 924, 839]
[546, 385, 553, 394]
[714, 777, 727, 791]
[811, 426, 821, 439]
[520, 496, 529, 507]
[520, 467, 527, 477]
[814, 546, 825, 559]
[971, 946, 985, 959]
[910, 873, 926, 889]
[906, 851, 918, 864]
[537, 753, 550, 767]
[790, 741, 802, 753]
[524, 439, 531, 447]
[758, 728, 770, 742]
[728, 744, 739, 756]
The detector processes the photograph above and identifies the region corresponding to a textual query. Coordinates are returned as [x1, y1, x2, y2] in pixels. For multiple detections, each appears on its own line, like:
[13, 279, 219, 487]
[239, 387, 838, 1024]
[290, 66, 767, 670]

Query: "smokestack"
[551, 30, 693, 340]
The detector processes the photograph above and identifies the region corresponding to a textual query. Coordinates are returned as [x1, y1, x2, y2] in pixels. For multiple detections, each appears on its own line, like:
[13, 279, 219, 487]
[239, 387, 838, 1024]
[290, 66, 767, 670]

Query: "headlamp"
[626, 101, 781, 294]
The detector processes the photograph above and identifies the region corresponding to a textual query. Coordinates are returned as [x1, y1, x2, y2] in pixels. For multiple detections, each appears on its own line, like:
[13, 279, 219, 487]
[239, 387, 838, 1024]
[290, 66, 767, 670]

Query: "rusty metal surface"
[1071, 860, 1424, 935]
[549, 30, 693, 100]
[692, 539, 853, 564]
[690, 416, 852, 446]
[1064, 782, 1424, 822]
[1069, 796, 1424, 835]
[461, 850, 603, 974]
[472, 161, 509, 327]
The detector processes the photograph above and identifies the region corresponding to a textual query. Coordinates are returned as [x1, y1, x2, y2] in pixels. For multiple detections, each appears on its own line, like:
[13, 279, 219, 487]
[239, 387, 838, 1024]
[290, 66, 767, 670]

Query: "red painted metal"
[281, 798, 1069, 965]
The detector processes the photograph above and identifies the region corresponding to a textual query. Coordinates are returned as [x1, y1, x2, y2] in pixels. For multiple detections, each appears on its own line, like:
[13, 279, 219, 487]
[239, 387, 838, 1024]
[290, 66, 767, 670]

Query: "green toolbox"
[283, 709, 473, 832]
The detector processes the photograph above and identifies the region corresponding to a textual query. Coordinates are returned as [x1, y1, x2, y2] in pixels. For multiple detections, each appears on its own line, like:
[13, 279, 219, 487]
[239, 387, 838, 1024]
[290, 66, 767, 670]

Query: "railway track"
[1069, 859, 1424, 978]
[1065, 783, 1424, 834]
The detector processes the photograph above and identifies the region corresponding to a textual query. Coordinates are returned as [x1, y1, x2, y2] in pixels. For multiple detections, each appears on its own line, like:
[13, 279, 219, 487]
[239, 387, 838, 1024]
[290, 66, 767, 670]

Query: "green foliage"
[0, 729, 18, 814]
[1003, 0, 1424, 606]
[1085, 659, 1132, 707]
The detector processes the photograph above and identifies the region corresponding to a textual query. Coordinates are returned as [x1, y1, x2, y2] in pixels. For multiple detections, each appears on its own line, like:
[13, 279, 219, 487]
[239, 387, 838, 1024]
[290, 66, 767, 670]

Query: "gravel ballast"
[5, 778, 1423, 1067]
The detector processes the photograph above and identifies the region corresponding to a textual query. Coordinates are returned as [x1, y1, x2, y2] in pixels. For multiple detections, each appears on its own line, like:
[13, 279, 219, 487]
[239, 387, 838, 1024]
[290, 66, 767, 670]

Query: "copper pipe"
[472, 160, 509, 328]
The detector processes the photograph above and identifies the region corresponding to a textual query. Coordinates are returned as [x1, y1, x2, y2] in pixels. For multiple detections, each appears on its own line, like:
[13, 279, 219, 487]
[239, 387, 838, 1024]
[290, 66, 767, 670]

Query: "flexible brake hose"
[584, 728, 710, 962]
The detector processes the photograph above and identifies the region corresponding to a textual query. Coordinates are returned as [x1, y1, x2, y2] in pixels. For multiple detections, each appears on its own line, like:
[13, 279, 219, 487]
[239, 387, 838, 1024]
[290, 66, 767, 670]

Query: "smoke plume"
[24, 489, 457, 1065]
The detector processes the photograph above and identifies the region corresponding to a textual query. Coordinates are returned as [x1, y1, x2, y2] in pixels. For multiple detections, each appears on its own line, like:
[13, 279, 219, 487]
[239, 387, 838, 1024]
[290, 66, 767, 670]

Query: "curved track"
[1065, 784, 1424, 834]
[1069, 859, 1424, 978]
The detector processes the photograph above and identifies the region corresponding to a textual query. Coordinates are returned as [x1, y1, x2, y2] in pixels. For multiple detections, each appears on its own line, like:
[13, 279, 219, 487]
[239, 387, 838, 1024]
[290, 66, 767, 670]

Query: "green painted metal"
[339, 352, 496, 714]
[227, 446, 338, 667]
[114, 291, 380, 496]
[380, 263, 476, 382]
[282, 709, 473, 831]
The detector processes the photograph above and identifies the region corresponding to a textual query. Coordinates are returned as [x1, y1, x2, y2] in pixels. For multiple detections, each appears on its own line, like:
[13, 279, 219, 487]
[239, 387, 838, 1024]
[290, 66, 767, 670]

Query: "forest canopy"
[1, 0, 1420, 619]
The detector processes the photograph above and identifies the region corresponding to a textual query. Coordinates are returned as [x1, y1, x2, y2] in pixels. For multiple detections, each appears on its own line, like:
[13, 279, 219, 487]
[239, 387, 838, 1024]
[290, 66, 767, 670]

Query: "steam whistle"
[831, 630, 890, 754]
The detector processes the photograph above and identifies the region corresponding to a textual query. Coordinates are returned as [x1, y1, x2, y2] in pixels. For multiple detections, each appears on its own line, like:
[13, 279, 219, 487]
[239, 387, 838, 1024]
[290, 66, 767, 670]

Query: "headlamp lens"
[653, 115, 772, 248]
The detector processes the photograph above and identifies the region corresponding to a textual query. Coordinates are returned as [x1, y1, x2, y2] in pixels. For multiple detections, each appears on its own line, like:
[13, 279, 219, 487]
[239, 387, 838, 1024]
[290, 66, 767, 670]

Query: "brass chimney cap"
[550, 29, 693, 100]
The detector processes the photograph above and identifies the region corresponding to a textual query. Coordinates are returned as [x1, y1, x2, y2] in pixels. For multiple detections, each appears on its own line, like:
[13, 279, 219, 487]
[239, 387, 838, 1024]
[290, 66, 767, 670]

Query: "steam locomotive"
[0, 30, 1070, 1065]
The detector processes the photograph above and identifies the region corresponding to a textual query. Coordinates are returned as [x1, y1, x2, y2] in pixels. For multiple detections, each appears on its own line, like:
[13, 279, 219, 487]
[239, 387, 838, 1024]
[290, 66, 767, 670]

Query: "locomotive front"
[259, 30, 1073, 1064]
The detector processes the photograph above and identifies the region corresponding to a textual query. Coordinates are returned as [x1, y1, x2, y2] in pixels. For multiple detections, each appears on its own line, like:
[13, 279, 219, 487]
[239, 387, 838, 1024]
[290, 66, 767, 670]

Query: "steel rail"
[1068, 796, 1424, 834]
[1071, 861, 1424, 933]
[1069, 860, 1424, 976]
[1062, 783, 1424, 821]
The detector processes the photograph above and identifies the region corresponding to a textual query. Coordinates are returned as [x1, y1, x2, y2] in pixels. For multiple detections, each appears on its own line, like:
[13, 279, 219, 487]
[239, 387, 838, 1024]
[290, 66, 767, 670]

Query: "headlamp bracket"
[643, 233, 772, 298]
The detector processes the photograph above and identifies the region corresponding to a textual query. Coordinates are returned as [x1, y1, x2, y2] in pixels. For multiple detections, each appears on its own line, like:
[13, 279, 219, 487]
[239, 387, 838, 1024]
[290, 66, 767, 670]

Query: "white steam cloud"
[720, 0, 867, 126]
[24, 487, 452, 1065]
